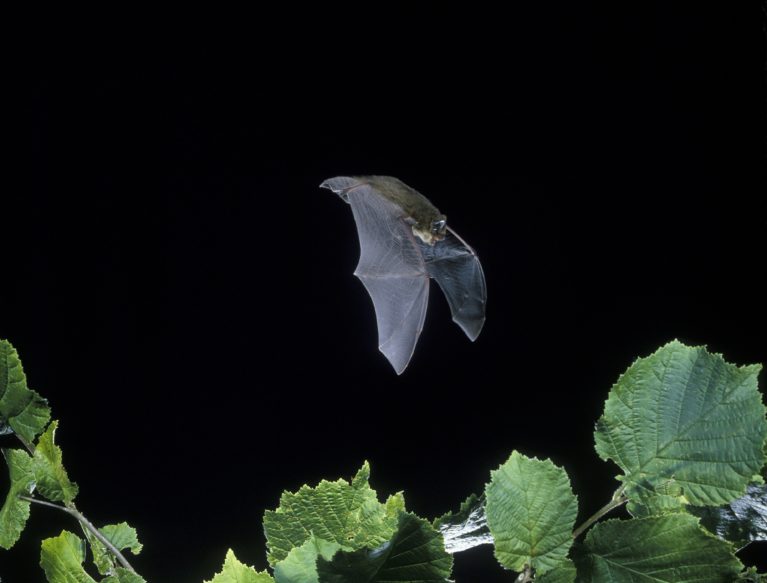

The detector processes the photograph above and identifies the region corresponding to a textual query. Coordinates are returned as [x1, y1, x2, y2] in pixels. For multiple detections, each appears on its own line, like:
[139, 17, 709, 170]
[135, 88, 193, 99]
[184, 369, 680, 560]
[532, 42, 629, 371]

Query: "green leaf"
[433, 493, 493, 553]
[627, 493, 684, 518]
[205, 549, 274, 583]
[0, 448, 35, 549]
[594, 340, 767, 507]
[316, 513, 453, 583]
[689, 483, 767, 549]
[0, 339, 51, 442]
[273, 536, 343, 583]
[101, 568, 147, 583]
[536, 559, 576, 583]
[87, 531, 113, 575]
[574, 514, 742, 582]
[39, 530, 98, 583]
[33, 420, 79, 503]
[626, 477, 685, 517]
[485, 451, 578, 574]
[89, 522, 142, 576]
[100, 523, 142, 555]
[264, 462, 403, 566]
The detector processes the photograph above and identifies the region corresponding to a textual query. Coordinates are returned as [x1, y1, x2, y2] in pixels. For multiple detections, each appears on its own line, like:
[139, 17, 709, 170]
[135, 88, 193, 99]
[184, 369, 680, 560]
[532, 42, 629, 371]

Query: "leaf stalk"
[515, 564, 533, 583]
[572, 487, 628, 540]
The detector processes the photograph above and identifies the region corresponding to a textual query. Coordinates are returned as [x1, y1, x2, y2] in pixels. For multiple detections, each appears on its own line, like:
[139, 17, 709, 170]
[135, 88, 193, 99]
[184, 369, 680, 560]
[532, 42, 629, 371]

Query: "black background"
[3, 4, 766, 581]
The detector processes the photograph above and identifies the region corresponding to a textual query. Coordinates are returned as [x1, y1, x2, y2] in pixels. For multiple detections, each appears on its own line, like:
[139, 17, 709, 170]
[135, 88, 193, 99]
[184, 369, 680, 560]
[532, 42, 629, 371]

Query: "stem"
[515, 565, 533, 583]
[14, 431, 137, 574]
[19, 495, 137, 574]
[572, 488, 628, 540]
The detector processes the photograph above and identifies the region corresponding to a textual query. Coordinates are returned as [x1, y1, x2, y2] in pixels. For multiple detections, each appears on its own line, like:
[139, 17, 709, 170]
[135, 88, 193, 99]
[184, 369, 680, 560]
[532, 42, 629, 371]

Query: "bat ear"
[319, 176, 361, 195]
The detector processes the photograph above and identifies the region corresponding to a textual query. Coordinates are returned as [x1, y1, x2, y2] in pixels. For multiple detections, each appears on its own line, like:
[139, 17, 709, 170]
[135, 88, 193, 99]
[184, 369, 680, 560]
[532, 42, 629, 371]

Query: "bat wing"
[321, 177, 429, 374]
[418, 228, 486, 340]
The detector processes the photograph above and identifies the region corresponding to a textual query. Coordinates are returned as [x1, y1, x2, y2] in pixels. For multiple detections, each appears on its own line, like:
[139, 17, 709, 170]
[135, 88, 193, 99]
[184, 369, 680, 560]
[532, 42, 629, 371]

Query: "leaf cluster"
[3, 339, 766, 582]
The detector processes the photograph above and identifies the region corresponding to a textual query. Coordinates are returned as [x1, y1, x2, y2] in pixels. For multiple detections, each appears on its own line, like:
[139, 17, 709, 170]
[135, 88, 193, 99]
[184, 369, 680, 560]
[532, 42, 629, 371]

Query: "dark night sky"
[3, 4, 767, 581]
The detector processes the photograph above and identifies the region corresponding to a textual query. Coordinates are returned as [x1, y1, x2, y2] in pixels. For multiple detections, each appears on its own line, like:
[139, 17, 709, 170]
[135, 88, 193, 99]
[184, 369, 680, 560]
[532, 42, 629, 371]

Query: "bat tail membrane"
[319, 176, 363, 203]
[420, 229, 487, 341]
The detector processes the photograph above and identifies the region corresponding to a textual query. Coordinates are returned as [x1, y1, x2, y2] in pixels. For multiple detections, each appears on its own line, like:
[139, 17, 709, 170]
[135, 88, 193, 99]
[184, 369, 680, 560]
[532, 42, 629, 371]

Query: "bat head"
[413, 216, 447, 245]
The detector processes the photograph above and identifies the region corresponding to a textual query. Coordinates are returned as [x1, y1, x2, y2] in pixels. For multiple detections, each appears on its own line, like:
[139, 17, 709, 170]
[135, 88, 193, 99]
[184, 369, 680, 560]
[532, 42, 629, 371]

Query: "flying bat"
[321, 175, 486, 374]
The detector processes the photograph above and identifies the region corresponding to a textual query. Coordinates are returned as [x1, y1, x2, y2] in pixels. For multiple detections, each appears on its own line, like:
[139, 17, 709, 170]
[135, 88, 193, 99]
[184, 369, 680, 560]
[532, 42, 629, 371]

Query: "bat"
[321, 175, 486, 374]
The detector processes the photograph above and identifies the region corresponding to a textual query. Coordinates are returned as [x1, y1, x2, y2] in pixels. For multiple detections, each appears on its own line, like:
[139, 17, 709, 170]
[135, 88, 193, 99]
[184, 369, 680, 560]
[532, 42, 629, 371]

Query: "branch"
[19, 495, 137, 574]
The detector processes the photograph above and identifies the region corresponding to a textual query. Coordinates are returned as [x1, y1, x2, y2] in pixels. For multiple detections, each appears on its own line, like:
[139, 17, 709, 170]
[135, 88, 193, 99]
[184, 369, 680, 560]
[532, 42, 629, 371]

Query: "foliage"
[485, 451, 578, 574]
[204, 549, 274, 583]
[594, 340, 766, 508]
[263, 461, 404, 566]
[315, 513, 452, 582]
[0, 448, 34, 549]
[573, 514, 742, 582]
[0, 340, 50, 442]
[1, 338, 766, 582]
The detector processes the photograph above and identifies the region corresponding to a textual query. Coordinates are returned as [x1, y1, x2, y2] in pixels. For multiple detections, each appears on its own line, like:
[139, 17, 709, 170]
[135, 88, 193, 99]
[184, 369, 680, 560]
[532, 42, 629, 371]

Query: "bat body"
[321, 176, 486, 374]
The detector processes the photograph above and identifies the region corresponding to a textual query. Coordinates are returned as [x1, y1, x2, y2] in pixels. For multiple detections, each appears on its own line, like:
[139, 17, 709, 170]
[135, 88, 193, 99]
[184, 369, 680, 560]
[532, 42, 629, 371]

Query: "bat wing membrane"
[326, 180, 430, 374]
[418, 229, 486, 340]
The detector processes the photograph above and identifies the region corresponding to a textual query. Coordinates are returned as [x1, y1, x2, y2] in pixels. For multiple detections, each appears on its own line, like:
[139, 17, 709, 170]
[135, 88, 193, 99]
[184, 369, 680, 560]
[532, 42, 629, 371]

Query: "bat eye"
[431, 219, 447, 235]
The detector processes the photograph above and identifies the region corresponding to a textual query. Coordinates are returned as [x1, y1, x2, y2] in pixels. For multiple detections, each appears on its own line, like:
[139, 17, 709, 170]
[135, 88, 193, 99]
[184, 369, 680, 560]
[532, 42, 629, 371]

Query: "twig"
[572, 486, 628, 540]
[19, 495, 136, 573]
